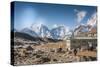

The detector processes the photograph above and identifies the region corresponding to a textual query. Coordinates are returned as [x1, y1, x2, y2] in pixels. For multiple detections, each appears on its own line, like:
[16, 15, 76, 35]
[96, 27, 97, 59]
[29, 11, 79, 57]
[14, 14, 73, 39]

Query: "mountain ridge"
[14, 24, 69, 40]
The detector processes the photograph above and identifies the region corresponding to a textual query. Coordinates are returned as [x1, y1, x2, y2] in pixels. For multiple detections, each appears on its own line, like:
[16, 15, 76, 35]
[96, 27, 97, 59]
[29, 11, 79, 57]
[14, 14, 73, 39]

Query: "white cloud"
[74, 9, 79, 13]
[35, 18, 46, 25]
[75, 9, 87, 24]
[52, 24, 69, 33]
[52, 24, 58, 28]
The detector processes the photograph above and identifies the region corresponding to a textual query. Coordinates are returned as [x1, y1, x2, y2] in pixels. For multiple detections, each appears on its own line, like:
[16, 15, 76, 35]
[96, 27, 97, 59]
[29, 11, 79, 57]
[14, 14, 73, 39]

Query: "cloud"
[74, 9, 79, 13]
[75, 9, 87, 24]
[52, 24, 69, 33]
[36, 18, 46, 25]
[52, 24, 58, 28]
[87, 12, 97, 27]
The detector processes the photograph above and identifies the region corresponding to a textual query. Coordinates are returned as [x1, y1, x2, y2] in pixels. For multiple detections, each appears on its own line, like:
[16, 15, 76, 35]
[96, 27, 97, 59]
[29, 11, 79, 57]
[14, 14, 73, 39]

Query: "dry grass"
[13, 38, 97, 65]
[77, 50, 97, 57]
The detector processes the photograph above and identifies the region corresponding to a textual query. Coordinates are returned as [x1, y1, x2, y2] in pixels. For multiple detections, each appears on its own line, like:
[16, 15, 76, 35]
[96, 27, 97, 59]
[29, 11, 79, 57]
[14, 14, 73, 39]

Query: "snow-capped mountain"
[15, 24, 69, 40]
[87, 13, 97, 27]
[21, 28, 38, 37]
[87, 12, 97, 31]
[74, 12, 97, 35]
[31, 23, 51, 38]
[51, 25, 68, 40]
[74, 24, 87, 35]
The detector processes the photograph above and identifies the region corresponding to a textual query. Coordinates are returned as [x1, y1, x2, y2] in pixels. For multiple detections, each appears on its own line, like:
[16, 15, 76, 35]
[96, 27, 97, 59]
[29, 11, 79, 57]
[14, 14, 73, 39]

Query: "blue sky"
[12, 1, 97, 30]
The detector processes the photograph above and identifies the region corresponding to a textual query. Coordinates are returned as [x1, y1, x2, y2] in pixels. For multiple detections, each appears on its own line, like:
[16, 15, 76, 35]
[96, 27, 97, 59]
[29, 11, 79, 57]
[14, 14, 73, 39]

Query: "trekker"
[74, 48, 77, 56]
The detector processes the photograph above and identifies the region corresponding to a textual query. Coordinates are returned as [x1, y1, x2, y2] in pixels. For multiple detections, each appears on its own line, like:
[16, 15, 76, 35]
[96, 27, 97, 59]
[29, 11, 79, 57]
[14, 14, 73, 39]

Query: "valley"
[12, 32, 97, 65]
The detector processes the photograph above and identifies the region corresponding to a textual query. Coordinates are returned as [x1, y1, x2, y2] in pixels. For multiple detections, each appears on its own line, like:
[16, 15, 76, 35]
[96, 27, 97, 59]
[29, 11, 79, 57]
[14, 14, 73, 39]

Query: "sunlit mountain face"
[14, 24, 69, 40]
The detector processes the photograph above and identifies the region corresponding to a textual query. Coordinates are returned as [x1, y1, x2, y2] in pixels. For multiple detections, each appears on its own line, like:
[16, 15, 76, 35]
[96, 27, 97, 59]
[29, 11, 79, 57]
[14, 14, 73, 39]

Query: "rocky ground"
[12, 37, 97, 66]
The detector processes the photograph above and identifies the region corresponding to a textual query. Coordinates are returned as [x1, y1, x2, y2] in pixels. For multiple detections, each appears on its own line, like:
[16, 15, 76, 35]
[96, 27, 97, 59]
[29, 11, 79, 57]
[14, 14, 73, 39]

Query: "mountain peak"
[17, 23, 70, 40]
[30, 23, 51, 38]
[21, 27, 38, 37]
